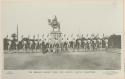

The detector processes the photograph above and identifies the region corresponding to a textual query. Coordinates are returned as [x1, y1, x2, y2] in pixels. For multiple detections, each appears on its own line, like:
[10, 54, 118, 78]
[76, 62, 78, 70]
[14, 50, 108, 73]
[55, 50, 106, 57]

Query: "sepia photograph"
[2, 0, 123, 71]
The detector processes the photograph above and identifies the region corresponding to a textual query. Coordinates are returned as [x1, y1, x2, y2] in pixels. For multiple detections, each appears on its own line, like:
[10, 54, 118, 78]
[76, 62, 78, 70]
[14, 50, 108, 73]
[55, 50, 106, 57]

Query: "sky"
[1, 0, 123, 38]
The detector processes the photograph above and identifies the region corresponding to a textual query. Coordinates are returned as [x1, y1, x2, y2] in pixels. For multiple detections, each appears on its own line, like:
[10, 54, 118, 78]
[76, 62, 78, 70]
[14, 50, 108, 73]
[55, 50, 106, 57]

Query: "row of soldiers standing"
[4, 34, 109, 54]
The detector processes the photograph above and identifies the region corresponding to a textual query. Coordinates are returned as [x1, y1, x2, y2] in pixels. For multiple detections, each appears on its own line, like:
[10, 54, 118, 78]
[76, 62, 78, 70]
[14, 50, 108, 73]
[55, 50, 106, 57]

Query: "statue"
[48, 16, 62, 53]
[48, 16, 60, 31]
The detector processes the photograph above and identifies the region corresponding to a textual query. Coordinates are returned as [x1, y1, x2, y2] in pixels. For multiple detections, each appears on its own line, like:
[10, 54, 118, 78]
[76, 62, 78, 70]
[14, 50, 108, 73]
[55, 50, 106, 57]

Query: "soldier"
[75, 38, 80, 51]
[17, 41, 23, 52]
[10, 40, 17, 51]
[27, 39, 31, 51]
[8, 40, 12, 52]
[36, 40, 40, 52]
[84, 39, 87, 52]
[49, 41, 53, 53]
[41, 40, 47, 54]
[24, 38, 30, 51]
[39, 40, 42, 52]
[87, 39, 92, 51]
[31, 40, 36, 52]
[96, 38, 100, 50]
[79, 39, 82, 51]
[69, 34, 74, 50]
[81, 37, 85, 51]
[69, 40, 74, 49]
[91, 39, 95, 51]
[23, 40, 27, 51]
[45, 41, 50, 53]
[102, 38, 106, 48]
[63, 40, 68, 52]
[97, 38, 102, 51]
[105, 38, 109, 50]
[93, 38, 97, 51]
[72, 38, 76, 52]
[55, 42, 60, 54]
[60, 38, 64, 52]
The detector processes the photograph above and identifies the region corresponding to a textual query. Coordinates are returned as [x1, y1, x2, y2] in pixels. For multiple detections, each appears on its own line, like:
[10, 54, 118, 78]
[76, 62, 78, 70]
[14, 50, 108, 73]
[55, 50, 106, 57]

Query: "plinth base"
[50, 31, 62, 43]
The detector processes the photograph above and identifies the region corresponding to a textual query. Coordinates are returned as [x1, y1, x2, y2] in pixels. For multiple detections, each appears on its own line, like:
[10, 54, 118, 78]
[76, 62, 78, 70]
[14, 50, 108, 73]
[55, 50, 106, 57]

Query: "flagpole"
[17, 24, 18, 41]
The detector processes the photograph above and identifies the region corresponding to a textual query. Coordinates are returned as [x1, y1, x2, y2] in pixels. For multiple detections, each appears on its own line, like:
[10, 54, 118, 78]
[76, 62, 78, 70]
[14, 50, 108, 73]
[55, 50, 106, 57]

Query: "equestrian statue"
[48, 16, 60, 32]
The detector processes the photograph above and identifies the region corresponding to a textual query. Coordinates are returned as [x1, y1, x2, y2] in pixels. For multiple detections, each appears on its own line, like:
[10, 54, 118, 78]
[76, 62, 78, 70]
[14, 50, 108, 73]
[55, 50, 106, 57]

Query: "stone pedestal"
[50, 31, 62, 43]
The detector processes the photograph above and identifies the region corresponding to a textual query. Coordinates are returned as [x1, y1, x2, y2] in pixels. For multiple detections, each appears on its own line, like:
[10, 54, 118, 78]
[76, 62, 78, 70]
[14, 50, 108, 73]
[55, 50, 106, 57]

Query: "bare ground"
[4, 48, 121, 70]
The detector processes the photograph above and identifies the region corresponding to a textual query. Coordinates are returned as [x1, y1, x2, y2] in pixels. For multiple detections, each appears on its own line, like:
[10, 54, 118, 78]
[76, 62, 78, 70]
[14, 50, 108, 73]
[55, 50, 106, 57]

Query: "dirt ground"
[4, 48, 121, 70]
